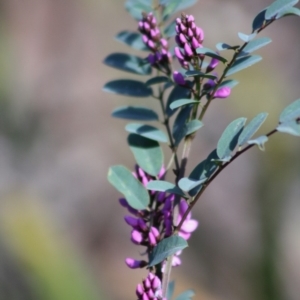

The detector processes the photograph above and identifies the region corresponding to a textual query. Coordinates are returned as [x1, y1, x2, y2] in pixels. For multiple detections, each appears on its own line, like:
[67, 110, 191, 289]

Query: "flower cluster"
[135, 272, 167, 300]
[174, 13, 204, 69]
[138, 12, 171, 70]
[203, 75, 231, 99]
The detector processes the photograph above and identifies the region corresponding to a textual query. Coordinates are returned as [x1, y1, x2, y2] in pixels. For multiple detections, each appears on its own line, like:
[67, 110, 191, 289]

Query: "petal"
[181, 219, 198, 233]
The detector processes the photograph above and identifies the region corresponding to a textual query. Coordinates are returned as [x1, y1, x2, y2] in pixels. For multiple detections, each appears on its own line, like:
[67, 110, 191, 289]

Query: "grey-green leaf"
[128, 134, 163, 176]
[226, 55, 262, 76]
[238, 37, 272, 57]
[162, 0, 181, 20]
[252, 9, 267, 31]
[175, 290, 195, 300]
[125, 0, 152, 20]
[216, 43, 238, 51]
[167, 281, 175, 300]
[107, 165, 149, 210]
[103, 80, 152, 97]
[103, 53, 151, 75]
[125, 123, 168, 143]
[115, 31, 148, 51]
[112, 106, 158, 121]
[276, 6, 300, 18]
[170, 99, 199, 110]
[185, 70, 217, 79]
[148, 236, 188, 267]
[217, 118, 247, 159]
[173, 106, 192, 146]
[218, 79, 239, 89]
[167, 85, 192, 116]
[238, 112, 268, 146]
[265, 0, 298, 20]
[238, 32, 257, 42]
[146, 180, 186, 197]
[178, 177, 207, 192]
[146, 76, 170, 86]
[186, 120, 203, 135]
[196, 47, 227, 64]
[247, 135, 269, 151]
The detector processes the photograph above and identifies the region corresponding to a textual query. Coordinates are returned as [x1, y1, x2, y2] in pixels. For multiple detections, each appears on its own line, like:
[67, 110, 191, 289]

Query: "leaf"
[216, 43, 238, 51]
[238, 112, 268, 146]
[125, 123, 168, 143]
[247, 135, 269, 151]
[175, 290, 195, 300]
[128, 134, 163, 176]
[146, 76, 170, 86]
[170, 99, 199, 110]
[103, 53, 151, 75]
[178, 177, 207, 192]
[148, 236, 188, 267]
[185, 70, 217, 79]
[146, 180, 186, 197]
[252, 9, 267, 31]
[218, 79, 239, 89]
[164, 19, 177, 37]
[226, 55, 262, 76]
[162, 0, 181, 20]
[103, 79, 152, 97]
[276, 6, 300, 18]
[107, 165, 149, 210]
[186, 119, 203, 135]
[238, 37, 272, 57]
[265, 0, 298, 20]
[115, 31, 148, 51]
[112, 106, 158, 121]
[172, 106, 192, 146]
[125, 0, 152, 20]
[188, 149, 219, 197]
[166, 85, 191, 116]
[238, 32, 257, 42]
[277, 99, 300, 136]
[167, 281, 175, 300]
[196, 48, 227, 64]
[217, 118, 247, 159]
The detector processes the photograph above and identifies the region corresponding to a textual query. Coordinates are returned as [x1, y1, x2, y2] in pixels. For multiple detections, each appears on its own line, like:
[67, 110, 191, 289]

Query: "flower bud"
[126, 258, 147, 269]
[173, 71, 186, 85]
[136, 283, 144, 297]
[131, 230, 143, 244]
[184, 43, 193, 57]
[214, 86, 231, 98]
[124, 216, 139, 227]
[174, 47, 184, 60]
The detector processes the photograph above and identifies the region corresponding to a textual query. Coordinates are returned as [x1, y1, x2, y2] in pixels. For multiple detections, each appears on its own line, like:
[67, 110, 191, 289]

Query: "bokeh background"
[0, 0, 300, 299]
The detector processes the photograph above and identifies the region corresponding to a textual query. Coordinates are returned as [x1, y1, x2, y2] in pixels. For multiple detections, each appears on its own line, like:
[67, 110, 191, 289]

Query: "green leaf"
[166, 85, 191, 116]
[276, 6, 300, 18]
[186, 119, 203, 135]
[217, 118, 247, 159]
[238, 112, 268, 146]
[162, 0, 181, 20]
[146, 76, 170, 86]
[125, 123, 168, 143]
[238, 37, 272, 57]
[170, 99, 199, 110]
[196, 48, 228, 64]
[103, 53, 151, 75]
[178, 177, 207, 192]
[167, 281, 175, 300]
[107, 165, 149, 210]
[175, 290, 195, 300]
[146, 180, 186, 197]
[128, 134, 163, 176]
[252, 9, 267, 31]
[226, 55, 262, 76]
[216, 43, 238, 51]
[238, 32, 257, 42]
[148, 236, 188, 267]
[265, 0, 298, 20]
[247, 135, 269, 151]
[164, 19, 177, 37]
[185, 70, 217, 79]
[172, 106, 192, 146]
[218, 79, 239, 89]
[115, 31, 148, 51]
[125, 0, 152, 20]
[112, 106, 158, 121]
[277, 99, 300, 136]
[103, 79, 152, 97]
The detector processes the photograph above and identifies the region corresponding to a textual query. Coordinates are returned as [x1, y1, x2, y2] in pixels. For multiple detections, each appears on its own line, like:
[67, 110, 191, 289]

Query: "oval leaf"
[125, 123, 168, 143]
[196, 47, 227, 63]
[146, 76, 170, 86]
[166, 85, 192, 116]
[238, 112, 268, 146]
[185, 70, 217, 79]
[217, 118, 247, 159]
[115, 31, 147, 51]
[125, 1, 152, 20]
[128, 134, 163, 176]
[247, 135, 269, 151]
[265, 0, 298, 20]
[149, 236, 188, 267]
[226, 55, 262, 76]
[178, 177, 207, 192]
[218, 79, 239, 89]
[170, 99, 199, 110]
[146, 180, 186, 197]
[279, 99, 300, 122]
[172, 106, 192, 146]
[112, 106, 158, 121]
[216, 43, 239, 51]
[175, 290, 195, 300]
[167, 281, 175, 300]
[107, 165, 149, 210]
[186, 119, 203, 135]
[252, 9, 267, 31]
[104, 53, 151, 75]
[277, 120, 300, 136]
[238, 37, 272, 57]
[276, 6, 300, 18]
[238, 32, 257, 42]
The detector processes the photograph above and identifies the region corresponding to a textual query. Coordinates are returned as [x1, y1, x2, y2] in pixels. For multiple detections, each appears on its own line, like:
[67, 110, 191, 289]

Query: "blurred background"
[0, 0, 299, 299]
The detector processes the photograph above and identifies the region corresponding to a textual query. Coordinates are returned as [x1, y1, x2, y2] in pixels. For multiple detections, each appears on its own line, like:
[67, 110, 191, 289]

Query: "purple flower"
[214, 86, 231, 99]
[173, 71, 186, 85]
[126, 258, 147, 269]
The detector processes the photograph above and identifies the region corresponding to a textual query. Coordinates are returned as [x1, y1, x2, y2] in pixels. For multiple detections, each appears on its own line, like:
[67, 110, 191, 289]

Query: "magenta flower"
[173, 71, 186, 85]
